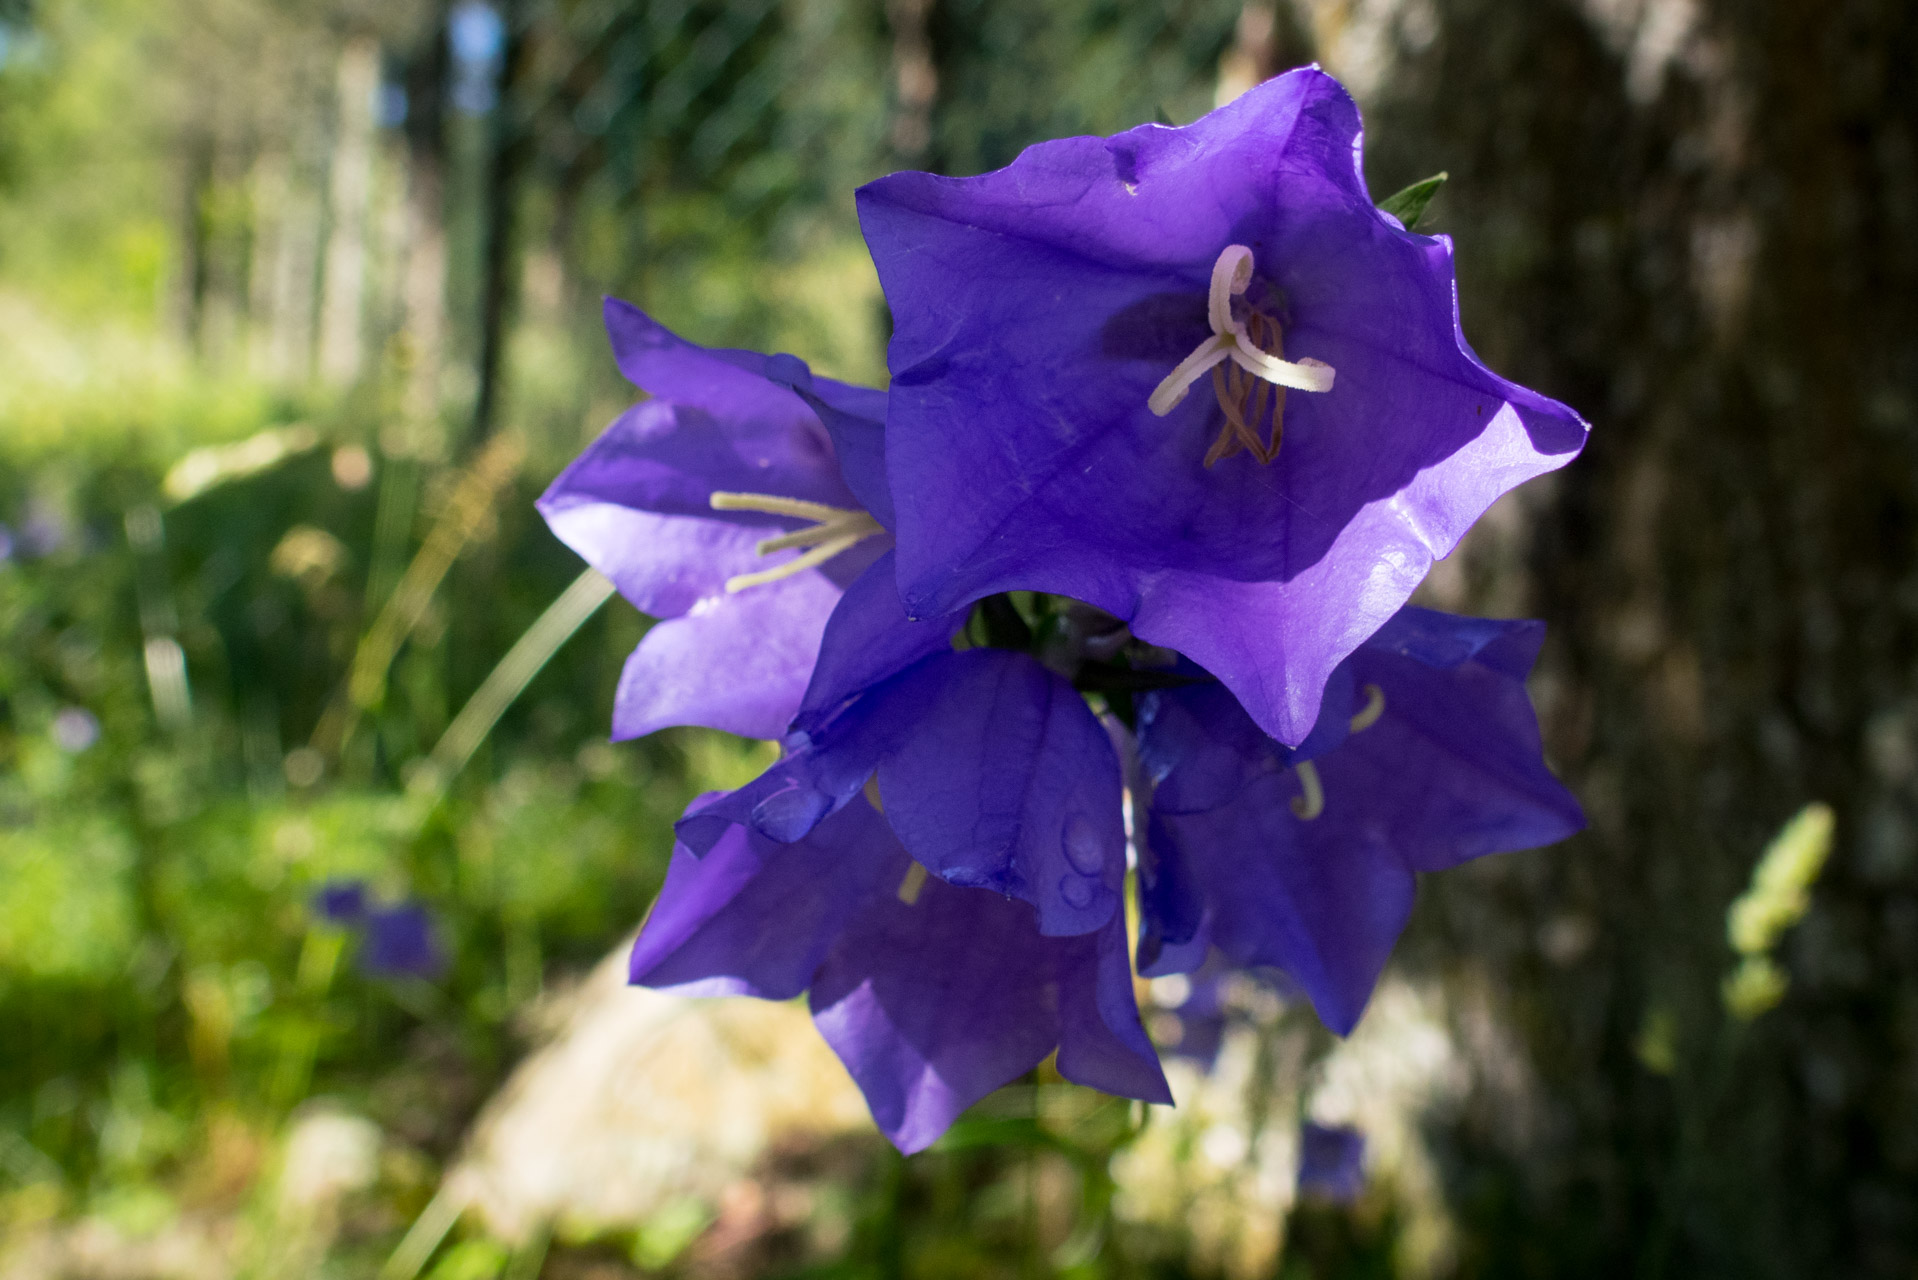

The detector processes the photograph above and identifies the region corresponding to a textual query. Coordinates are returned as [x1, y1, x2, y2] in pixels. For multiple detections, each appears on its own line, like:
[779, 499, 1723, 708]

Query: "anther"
[1148, 245, 1336, 466]
[1349, 683, 1385, 733]
[708, 491, 883, 593]
[897, 861, 929, 905]
[1290, 759, 1325, 821]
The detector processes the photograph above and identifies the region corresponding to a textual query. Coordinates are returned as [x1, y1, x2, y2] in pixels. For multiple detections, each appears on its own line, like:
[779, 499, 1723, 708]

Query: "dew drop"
[1062, 813, 1107, 875]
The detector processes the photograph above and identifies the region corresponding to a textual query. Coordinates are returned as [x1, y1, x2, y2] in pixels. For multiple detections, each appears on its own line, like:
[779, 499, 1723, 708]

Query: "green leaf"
[1377, 171, 1448, 231]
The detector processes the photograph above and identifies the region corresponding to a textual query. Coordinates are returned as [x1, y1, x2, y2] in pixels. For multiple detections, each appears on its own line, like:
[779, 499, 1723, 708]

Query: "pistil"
[709, 491, 883, 593]
[1148, 244, 1336, 466]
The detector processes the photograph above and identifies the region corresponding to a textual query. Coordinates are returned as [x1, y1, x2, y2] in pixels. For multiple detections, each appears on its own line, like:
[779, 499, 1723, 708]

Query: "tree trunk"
[1294, 0, 1918, 1272]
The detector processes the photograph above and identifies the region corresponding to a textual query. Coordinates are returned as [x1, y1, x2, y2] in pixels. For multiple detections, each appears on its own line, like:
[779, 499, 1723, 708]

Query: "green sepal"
[1377, 171, 1448, 231]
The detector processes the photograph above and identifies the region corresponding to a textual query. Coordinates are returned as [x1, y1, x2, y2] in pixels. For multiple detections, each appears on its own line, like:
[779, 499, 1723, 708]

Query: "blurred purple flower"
[1298, 1122, 1366, 1203]
[538, 300, 891, 742]
[50, 707, 99, 753]
[1147, 955, 1298, 1071]
[312, 879, 369, 924]
[633, 797, 1169, 1153]
[1136, 606, 1584, 1033]
[0, 523, 13, 562]
[858, 68, 1587, 746]
[360, 903, 445, 979]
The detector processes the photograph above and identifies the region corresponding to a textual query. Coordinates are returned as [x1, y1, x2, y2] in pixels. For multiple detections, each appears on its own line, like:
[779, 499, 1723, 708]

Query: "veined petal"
[611, 571, 842, 741]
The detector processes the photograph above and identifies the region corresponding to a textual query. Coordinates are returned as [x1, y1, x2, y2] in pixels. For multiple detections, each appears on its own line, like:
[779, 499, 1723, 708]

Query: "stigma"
[1147, 244, 1336, 466]
[708, 491, 883, 593]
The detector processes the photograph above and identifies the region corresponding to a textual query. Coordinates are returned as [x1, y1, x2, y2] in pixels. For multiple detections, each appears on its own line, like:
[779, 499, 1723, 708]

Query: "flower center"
[708, 491, 883, 593]
[1147, 245, 1336, 467]
[1290, 684, 1386, 821]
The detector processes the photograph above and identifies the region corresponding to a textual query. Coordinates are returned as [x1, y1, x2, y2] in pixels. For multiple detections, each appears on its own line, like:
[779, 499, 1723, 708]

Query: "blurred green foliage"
[0, 1, 1455, 1276]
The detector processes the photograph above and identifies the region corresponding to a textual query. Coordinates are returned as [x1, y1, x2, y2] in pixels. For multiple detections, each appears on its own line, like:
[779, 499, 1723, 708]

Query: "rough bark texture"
[1309, 0, 1918, 1272]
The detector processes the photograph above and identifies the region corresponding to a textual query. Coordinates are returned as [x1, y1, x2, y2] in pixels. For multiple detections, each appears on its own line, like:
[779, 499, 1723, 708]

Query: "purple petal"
[1136, 664, 1354, 816]
[769, 362, 896, 531]
[795, 551, 964, 734]
[858, 68, 1585, 742]
[1150, 772, 1417, 1034]
[630, 798, 901, 999]
[312, 879, 368, 924]
[809, 873, 1166, 1154]
[1055, 912, 1173, 1104]
[611, 570, 842, 741]
[673, 738, 877, 854]
[1298, 1122, 1367, 1202]
[605, 298, 839, 448]
[873, 650, 1125, 935]
[681, 649, 1127, 944]
[1139, 606, 1584, 1030]
[1334, 612, 1585, 870]
[360, 903, 446, 980]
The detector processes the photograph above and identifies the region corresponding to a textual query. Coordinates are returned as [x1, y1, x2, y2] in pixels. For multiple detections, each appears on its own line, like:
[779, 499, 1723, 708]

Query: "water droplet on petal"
[1062, 813, 1106, 875]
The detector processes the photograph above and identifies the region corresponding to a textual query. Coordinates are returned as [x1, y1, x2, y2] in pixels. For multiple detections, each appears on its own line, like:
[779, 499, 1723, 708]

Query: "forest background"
[1, 0, 1914, 1276]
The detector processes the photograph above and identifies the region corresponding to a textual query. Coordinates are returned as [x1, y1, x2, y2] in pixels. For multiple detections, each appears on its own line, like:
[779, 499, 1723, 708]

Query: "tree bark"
[1294, 0, 1918, 1272]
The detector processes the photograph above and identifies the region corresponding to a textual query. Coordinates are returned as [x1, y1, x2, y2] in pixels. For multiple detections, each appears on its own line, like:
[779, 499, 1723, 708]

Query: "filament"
[708, 491, 883, 593]
[897, 861, 929, 905]
[1147, 245, 1337, 466]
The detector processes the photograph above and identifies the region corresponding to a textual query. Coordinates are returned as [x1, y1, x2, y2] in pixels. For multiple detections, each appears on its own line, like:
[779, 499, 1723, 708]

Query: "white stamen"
[1148, 244, 1337, 420]
[709, 491, 853, 522]
[708, 491, 883, 593]
[1209, 244, 1255, 336]
[723, 533, 865, 593]
[1146, 335, 1235, 415]
[1228, 340, 1336, 393]
[1290, 759, 1325, 821]
[1348, 683, 1385, 733]
[754, 512, 881, 555]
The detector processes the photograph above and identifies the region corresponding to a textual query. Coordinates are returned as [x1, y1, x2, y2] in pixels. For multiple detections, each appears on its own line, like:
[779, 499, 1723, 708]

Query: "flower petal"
[1149, 773, 1417, 1034]
[630, 798, 900, 999]
[795, 550, 963, 734]
[810, 872, 1164, 1154]
[611, 570, 843, 741]
[874, 650, 1125, 936]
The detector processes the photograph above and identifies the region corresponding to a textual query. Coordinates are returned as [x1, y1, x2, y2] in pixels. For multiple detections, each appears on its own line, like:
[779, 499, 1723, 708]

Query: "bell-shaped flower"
[1134, 606, 1584, 1033]
[678, 642, 1129, 940]
[537, 300, 891, 741]
[858, 67, 1588, 746]
[631, 796, 1170, 1153]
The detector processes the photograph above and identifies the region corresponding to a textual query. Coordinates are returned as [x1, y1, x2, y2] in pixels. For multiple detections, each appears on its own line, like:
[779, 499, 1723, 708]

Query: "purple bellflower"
[359, 902, 446, 980]
[312, 878, 369, 924]
[1297, 1121, 1367, 1203]
[857, 67, 1589, 745]
[632, 796, 1171, 1153]
[537, 301, 892, 742]
[1135, 606, 1584, 1033]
